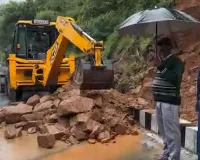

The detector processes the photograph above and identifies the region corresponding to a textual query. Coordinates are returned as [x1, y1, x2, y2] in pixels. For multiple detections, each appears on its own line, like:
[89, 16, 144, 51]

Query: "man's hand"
[153, 55, 162, 67]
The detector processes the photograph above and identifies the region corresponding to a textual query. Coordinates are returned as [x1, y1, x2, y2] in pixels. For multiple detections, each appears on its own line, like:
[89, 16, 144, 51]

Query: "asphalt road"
[0, 127, 197, 160]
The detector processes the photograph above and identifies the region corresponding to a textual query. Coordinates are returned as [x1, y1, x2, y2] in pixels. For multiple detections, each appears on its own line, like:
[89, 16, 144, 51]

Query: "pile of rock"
[0, 85, 138, 149]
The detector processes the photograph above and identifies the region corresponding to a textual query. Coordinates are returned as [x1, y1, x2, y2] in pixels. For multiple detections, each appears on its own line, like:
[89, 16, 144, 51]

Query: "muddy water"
[43, 135, 161, 160]
[0, 127, 160, 160]
[0, 128, 69, 160]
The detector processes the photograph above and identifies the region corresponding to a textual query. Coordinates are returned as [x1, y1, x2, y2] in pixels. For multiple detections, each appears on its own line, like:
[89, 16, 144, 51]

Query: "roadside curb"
[133, 108, 198, 154]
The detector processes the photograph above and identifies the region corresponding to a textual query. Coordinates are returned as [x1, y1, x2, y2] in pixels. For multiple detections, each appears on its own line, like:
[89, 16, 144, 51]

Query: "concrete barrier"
[133, 108, 197, 154]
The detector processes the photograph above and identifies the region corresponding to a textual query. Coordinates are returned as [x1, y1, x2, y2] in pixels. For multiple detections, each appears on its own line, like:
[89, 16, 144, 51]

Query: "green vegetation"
[0, 0, 173, 56]
[0, 0, 173, 91]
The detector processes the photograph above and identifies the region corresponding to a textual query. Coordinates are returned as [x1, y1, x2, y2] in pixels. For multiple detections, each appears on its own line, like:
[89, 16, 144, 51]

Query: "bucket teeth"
[72, 59, 114, 90]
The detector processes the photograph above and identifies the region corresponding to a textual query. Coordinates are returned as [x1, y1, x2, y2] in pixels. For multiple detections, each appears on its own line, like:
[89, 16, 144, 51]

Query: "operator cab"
[12, 20, 58, 60]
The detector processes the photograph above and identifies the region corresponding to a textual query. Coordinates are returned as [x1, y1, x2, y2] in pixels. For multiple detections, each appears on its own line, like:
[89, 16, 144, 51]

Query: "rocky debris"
[69, 135, 79, 145]
[40, 95, 53, 103]
[15, 122, 27, 128]
[70, 113, 91, 127]
[4, 127, 23, 139]
[114, 122, 129, 135]
[34, 101, 54, 112]
[58, 97, 94, 116]
[2, 87, 138, 148]
[3, 104, 33, 124]
[24, 121, 43, 130]
[44, 109, 57, 116]
[44, 123, 69, 140]
[58, 117, 70, 128]
[38, 125, 47, 134]
[131, 130, 139, 136]
[58, 89, 80, 100]
[21, 112, 45, 122]
[4, 128, 16, 139]
[88, 139, 96, 144]
[16, 127, 23, 137]
[131, 85, 142, 94]
[28, 127, 37, 134]
[74, 127, 87, 141]
[26, 95, 40, 106]
[97, 131, 111, 143]
[136, 98, 148, 106]
[44, 114, 58, 123]
[53, 99, 61, 108]
[37, 134, 56, 149]
[0, 121, 6, 128]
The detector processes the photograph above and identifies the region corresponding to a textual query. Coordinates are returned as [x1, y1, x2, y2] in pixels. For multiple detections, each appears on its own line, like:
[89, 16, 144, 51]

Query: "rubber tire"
[6, 69, 23, 102]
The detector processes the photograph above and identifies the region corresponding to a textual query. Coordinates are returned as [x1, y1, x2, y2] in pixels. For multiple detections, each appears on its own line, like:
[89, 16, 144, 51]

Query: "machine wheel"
[48, 86, 57, 94]
[6, 71, 22, 102]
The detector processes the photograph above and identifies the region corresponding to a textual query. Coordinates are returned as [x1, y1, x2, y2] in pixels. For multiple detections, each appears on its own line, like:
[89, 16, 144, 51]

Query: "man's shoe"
[155, 154, 169, 160]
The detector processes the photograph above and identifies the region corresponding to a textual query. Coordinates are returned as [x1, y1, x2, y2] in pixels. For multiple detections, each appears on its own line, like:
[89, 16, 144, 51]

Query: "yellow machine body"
[7, 17, 114, 101]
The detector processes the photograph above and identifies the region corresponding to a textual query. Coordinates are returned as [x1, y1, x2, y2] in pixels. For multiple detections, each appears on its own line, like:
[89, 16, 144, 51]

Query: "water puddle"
[43, 135, 160, 160]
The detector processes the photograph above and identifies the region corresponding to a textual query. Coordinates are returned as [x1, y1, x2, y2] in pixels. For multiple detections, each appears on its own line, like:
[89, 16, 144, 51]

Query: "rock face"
[58, 97, 94, 116]
[37, 134, 56, 148]
[3, 104, 33, 124]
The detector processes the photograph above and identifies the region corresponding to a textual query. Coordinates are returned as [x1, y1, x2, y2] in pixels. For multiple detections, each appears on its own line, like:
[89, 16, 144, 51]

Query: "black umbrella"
[118, 7, 200, 55]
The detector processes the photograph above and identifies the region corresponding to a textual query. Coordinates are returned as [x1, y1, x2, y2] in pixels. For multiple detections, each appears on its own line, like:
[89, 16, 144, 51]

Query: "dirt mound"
[0, 86, 143, 148]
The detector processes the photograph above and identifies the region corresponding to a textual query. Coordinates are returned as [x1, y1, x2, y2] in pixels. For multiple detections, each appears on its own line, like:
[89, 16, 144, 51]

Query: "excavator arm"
[42, 16, 114, 89]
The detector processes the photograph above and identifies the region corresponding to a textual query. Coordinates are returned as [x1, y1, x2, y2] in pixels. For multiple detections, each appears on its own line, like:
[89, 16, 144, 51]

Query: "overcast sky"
[0, 0, 24, 5]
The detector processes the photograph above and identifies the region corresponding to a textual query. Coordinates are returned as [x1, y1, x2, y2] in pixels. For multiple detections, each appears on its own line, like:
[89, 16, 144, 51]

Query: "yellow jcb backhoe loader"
[6, 17, 114, 102]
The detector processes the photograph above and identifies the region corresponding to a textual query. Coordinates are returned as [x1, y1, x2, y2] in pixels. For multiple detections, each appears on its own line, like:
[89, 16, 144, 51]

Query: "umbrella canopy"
[118, 7, 200, 37]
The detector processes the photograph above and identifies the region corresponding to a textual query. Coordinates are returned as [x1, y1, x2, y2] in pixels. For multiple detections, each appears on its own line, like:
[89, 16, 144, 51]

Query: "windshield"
[26, 25, 58, 59]
[16, 24, 58, 60]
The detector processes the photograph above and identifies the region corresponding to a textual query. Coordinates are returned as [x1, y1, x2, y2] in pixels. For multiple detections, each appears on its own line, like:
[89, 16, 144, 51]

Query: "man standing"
[152, 37, 185, 160]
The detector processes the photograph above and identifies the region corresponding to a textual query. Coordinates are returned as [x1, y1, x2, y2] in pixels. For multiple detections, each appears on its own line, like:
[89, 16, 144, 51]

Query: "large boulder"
[44, 114, 58, 123]
[4, 127, 23, 139]
[24, 120, 43, 130]
[3, 104, 33, 124]
[44, 123, 69, 140]
[97, 131, 111, 143]
[37, 134, 56, 148]
[40, 95, 53, 103]
[58, 89, 80, 100]
[114, 122, 128, 135]
[26, 95, 40, 106]
[70, 113, 91, 127]
[21, 112, 45, 121]
[58, 96, 94, 116]
[34, 101, 53, 112]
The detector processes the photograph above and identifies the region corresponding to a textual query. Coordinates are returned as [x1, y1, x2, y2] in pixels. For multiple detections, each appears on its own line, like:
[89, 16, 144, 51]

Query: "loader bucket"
[72, 59, 114, 90]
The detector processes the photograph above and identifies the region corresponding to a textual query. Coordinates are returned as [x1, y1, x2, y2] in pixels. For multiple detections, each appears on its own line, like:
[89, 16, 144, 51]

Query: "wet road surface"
[0, 94, 197, 160]
[0, 126, 197, 160]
